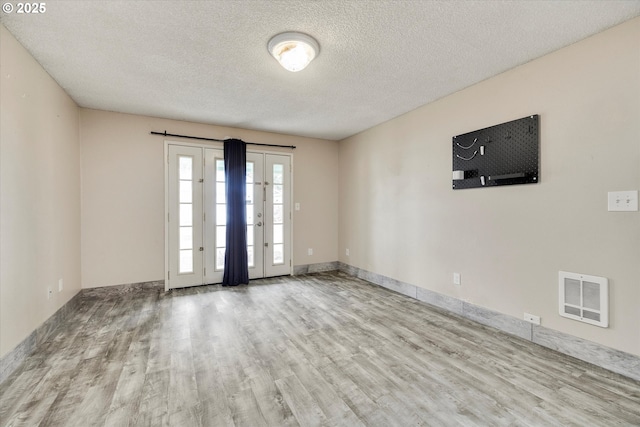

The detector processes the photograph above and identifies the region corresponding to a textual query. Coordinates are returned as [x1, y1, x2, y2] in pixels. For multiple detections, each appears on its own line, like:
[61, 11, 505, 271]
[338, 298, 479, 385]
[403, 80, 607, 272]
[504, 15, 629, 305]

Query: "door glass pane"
[246, 184, 253, 203]
[215, 157, 227, 272]
[179, 204, 192, 226]
[216, 182, 225, 203]
[246, 204, 254, 225]
[273, 164, 283, 184]
[216, 226, 226, 247]
[179, 181, 192, 203]
[177, 154, 194, 275]
[273, 244, 284, 264]
[247, 246, 254, 268]
[179, 156, 192, 180]
[273, 184, 283, 204]
[216, 204, 226, 225]
[216, 248, 226, 270]
[179, 227, 192, 250]
[246, 162, 254, 183]
[180, 250, 193, 273]
[216, 160, 225, 181]
[246, 160, 256, 269]
[247, 225, 253, 245]
[272, 163, 285, 265]
[273, 225, 283, 244]
[273, 205, 283, 223]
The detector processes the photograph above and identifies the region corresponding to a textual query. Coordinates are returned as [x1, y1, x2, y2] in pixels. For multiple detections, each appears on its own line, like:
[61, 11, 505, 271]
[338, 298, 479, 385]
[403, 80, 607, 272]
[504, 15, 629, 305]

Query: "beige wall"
[80, 109, 339, 288]
[339, 18, 640, 356]
[0, 26, 81, 358]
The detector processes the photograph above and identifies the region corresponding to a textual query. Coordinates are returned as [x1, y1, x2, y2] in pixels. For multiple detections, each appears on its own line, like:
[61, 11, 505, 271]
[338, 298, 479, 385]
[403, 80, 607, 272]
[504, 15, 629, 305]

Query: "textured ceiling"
[2, 1, 640, 140]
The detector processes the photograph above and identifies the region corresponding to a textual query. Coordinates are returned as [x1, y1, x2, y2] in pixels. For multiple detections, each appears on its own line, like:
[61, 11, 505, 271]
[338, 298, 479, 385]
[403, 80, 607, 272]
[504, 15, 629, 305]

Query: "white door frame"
[164, 140, 294, 291]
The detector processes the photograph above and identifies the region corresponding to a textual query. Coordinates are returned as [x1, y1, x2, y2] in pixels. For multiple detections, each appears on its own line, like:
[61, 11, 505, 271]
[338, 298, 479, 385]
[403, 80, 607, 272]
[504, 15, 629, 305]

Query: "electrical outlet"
[524, 313, 541, 325]
[47, 287, 53, 299]
[453, 273, 461, 285]
[308, 248, 313, 256]
[608, 190, 638, 212]
[58, 278, 63, 292]
[346, 248, 350, 256]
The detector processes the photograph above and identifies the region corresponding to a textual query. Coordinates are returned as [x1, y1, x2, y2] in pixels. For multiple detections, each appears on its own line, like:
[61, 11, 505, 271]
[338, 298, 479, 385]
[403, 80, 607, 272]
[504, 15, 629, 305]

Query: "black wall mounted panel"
[452, 115, 539, 190]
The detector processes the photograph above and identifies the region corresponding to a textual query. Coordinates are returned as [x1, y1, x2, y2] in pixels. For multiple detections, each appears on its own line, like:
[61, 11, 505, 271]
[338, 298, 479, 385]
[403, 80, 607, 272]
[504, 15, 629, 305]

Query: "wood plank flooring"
[1, 271, 639, 426]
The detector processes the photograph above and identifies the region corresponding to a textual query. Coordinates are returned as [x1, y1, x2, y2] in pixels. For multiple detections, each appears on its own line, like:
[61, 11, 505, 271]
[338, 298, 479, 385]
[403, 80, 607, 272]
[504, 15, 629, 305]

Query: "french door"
[166, 144, 292, 290]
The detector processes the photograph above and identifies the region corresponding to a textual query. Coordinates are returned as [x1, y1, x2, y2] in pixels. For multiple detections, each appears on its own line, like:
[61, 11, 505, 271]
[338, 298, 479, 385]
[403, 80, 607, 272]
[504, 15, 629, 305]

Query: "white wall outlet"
[47, 286, 53, 299]
[58, 278, 63, 292]
[453, 273, 461, 285]
[308, 248, 313, 256]
[295, 202, 300, 211]
[345, 248, 350, 256]
[608, 190, 638, 212]
[524, 312, 541, 325]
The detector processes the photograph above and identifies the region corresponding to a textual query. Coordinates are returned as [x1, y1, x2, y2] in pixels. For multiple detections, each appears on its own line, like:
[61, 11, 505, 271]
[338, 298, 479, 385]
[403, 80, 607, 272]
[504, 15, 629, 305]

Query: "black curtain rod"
[150, 131, 296, 149]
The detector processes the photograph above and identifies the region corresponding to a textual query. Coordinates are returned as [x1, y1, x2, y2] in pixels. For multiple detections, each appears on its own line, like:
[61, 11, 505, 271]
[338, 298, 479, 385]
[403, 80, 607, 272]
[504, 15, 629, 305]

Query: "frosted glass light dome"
[268, 32, 319, 72]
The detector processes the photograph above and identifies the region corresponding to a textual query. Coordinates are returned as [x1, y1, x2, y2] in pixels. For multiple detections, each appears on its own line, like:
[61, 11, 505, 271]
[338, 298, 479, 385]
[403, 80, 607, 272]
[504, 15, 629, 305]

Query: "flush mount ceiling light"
[268, 32, 319, 72]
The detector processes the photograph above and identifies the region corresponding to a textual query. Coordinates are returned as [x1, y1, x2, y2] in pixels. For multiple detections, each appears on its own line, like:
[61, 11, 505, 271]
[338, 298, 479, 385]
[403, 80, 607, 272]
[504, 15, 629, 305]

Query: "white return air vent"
[559, 271, 608, 328]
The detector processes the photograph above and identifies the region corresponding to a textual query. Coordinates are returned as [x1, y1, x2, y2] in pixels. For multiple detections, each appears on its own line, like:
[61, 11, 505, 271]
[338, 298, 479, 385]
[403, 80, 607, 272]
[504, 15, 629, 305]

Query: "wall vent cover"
[559, 271, 608, 328]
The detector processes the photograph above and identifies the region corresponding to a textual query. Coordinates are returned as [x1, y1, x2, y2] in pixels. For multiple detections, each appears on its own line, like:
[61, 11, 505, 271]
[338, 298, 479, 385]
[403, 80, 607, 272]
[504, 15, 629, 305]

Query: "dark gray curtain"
[222, 139, 249, 286]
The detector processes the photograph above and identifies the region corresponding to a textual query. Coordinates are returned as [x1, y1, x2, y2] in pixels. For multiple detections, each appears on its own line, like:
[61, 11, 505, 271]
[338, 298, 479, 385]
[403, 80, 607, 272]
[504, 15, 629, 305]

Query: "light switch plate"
[608, 190, 638, 212]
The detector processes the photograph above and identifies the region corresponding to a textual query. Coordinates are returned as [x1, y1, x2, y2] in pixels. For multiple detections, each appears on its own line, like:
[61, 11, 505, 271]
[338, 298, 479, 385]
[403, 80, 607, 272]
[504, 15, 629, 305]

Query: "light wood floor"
[1, 272, 639, 426]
